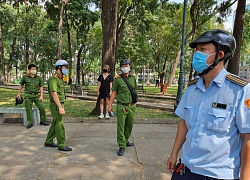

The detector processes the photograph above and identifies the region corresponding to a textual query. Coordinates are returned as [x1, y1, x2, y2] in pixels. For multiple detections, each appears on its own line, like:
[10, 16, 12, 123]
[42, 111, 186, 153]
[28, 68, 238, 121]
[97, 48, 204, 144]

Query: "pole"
[174, 0, 187, 110]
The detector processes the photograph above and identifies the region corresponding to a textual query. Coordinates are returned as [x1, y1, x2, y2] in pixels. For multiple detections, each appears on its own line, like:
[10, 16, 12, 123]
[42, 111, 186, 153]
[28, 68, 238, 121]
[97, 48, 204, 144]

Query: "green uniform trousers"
[24, 93, 46, 125]
[116, 104, 136, 149]
[45, 102, 66, 149]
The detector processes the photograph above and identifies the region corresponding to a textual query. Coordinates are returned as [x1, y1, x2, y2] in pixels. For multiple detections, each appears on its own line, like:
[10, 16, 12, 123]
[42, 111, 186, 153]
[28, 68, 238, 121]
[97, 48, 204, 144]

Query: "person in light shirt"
[167, 29, 250, 180]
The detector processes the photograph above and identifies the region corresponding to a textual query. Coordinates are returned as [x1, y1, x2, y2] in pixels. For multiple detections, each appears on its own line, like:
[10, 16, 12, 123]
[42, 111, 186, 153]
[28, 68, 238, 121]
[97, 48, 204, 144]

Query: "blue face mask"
[192, 51, 216, 74]
[62, 69, 68, 75]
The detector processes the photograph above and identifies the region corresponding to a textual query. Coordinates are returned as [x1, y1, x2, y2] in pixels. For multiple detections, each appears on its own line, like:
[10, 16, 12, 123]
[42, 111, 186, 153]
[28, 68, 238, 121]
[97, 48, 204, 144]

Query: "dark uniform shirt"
[48, 72, 65, 103]
[112, 74, 137, 104]
[20, 74, 43, 93]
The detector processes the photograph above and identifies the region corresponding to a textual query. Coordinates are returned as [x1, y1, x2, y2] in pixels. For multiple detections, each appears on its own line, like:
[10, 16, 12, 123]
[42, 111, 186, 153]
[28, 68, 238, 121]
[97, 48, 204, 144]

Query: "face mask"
[103, 69, 108, 73]
[121, 67, 130, 74]
[192, 51, 216, 73]
[30, 70, 37, 75]
[62, 69, 68, 75]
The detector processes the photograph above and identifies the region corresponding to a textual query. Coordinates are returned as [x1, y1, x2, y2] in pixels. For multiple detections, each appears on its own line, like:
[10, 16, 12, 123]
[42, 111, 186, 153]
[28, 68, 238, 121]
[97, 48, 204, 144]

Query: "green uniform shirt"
[20, 74, 44, 93]
[112, 74, 137, 104]
[48, 72, 65, 102]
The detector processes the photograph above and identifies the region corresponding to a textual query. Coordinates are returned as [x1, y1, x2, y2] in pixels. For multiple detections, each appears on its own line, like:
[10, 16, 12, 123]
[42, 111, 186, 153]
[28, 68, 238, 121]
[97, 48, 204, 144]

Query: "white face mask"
[121, 67, 130, 74]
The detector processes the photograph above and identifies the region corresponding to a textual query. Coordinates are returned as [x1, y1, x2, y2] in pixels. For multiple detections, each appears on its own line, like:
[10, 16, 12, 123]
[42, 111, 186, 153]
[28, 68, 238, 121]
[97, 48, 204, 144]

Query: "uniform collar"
[196, 68, 227, 90]
[121, 73, 131, 78]
[54, 72, 63, 79]
[27, 73, 37, 77]
[212, 68, 227, 88]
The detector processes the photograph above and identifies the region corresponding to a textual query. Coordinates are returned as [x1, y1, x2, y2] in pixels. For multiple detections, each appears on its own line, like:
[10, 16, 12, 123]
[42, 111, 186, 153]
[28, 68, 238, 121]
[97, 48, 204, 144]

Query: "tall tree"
[0, 25, 4, 81]
[168, 0, 237, 87]
[101, 0, 118, 76]
[227, 0, 246, 75]
[57, 0, 68, 60]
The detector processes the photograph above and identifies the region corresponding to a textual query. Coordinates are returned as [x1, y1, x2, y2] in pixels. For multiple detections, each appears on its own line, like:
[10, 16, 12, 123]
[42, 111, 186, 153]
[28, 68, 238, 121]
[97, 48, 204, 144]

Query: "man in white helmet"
[44, 60, 72, 151]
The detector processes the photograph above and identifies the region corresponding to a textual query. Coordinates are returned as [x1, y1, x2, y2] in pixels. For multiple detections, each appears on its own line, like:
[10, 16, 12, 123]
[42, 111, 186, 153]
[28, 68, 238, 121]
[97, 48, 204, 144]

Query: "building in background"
[239, 61, 250, 82]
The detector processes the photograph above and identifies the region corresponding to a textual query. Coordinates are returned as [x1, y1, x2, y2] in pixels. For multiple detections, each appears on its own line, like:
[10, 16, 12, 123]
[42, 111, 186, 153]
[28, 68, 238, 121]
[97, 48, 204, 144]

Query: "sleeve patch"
[245, 98, 250, 109]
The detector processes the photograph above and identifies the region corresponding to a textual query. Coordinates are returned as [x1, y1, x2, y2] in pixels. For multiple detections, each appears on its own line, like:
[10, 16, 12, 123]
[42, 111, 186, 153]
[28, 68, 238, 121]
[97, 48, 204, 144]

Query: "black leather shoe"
[118, 148, 124, 156]
[126, 142, 134, 147]
[44, 143, 58, 148]
[27, 124, 33, 129]
[40, 121, 50, 126]
[58, 146, 72, 151]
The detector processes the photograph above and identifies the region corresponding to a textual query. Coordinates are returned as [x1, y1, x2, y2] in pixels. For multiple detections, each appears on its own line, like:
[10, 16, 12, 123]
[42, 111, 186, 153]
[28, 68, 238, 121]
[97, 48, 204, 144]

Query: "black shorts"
[99, 90, 110, 99]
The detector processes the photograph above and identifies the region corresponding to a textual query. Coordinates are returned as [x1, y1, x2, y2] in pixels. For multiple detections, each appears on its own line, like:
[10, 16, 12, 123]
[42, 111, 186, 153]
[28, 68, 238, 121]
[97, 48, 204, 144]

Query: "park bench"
[137, 85, 146, 95]
[70, 84, 88, 97]
[0, 107, 40, 126]
[0, 80, 6, 87]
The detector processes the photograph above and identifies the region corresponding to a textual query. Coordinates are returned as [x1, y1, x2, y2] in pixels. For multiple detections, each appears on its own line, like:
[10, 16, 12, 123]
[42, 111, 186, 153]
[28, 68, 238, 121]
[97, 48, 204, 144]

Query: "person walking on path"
[17, 64, 49, 129]
[97, 64, 113, 119]
[44, 60, 72, 151]
[108, 59, 137, 156]
[166, 29, 250, 180]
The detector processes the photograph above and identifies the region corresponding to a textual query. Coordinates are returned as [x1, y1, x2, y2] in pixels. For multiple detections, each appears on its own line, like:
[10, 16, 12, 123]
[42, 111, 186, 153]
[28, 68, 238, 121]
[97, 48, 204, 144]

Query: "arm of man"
[51, 92, 65, 115]
[17, 85, 24, 97]
[240, 133, 250, 180]
[109, 82, 113, 96]
[107, 91, 116, 112]
[39, 86, 44, 101]
[166, 119, 188, 173]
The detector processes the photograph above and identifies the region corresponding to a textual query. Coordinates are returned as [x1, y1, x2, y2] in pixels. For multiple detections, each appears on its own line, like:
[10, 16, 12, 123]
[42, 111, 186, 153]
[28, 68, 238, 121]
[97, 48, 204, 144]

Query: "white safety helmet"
[55, 60, 69, 68]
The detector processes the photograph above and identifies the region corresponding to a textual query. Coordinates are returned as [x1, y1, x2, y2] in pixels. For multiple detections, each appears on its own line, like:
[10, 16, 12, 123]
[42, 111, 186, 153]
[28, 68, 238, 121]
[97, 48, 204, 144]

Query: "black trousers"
[171, 162, 239, 180]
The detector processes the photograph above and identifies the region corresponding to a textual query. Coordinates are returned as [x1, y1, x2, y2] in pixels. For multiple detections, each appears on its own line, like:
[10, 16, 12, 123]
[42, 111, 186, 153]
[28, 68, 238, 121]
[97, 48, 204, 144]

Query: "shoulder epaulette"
[115, 75, 121, 79]
[225, 74, 248, 87]
[187, 78, 199, 87]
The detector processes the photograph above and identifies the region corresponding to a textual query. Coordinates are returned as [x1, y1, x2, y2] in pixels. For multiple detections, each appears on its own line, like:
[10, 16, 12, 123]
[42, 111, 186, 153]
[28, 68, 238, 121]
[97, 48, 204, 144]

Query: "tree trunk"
[167, 30, 195, 87]
[66, 10, 73, 80]
[76, 45, 83, 85]
[92, 0, 119, 115]
[57, 0, 68, 60]
[101, 0, 118, 76]
[167, 49, 181, 87]
[146, 60, 150, 84]
[24, 0, 29, 67]
[7, 38, 16, 82]
[33, 49, 37, 65]
[0, 25, 5, 81]
[227, 0, 246, 75]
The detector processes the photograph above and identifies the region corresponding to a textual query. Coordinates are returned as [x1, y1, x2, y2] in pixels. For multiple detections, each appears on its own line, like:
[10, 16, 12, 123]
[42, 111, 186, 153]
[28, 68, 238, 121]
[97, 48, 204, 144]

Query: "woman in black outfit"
[97, 65, 113, 119]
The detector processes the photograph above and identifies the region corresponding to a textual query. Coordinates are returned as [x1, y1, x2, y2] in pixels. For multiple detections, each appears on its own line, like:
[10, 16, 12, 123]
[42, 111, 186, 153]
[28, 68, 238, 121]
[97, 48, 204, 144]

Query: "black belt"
[117, 102, 133, 106]
[26, 92, 39, 95]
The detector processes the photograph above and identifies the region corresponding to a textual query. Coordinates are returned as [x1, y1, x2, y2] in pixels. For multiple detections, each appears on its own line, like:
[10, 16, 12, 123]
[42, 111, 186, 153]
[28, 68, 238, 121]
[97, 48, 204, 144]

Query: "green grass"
[66, 84, 179, 96]
[143, 85, 178, 95]
[0, 87, 178, 120]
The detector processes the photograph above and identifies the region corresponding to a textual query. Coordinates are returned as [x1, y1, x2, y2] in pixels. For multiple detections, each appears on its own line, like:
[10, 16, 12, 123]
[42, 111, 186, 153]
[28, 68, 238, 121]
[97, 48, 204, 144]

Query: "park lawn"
[75, 84, 179, 96]
[143, 85, 178, 95]
[0, 88, 178, 120]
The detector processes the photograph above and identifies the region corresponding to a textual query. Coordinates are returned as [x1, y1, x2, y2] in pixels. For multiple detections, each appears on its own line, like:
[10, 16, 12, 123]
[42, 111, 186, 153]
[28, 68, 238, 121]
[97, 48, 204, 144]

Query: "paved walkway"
[0, 121, 178, 180]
